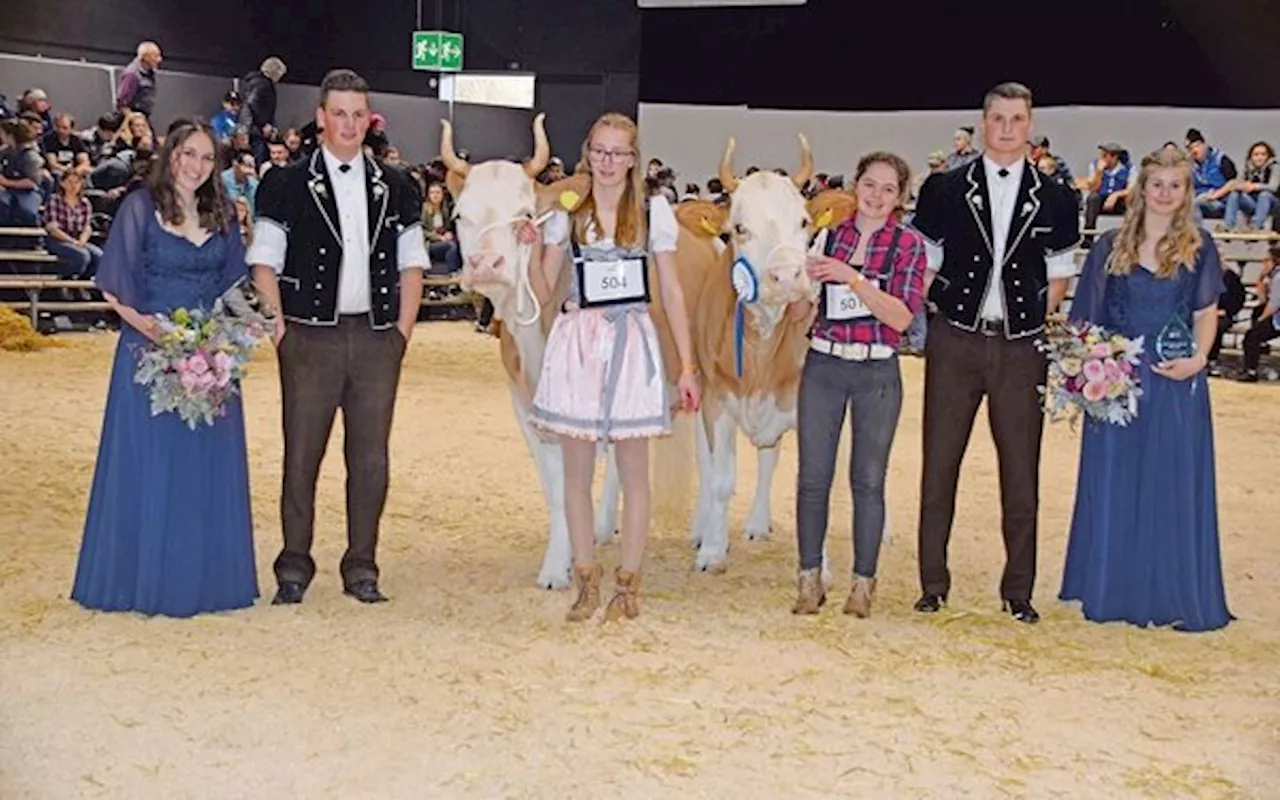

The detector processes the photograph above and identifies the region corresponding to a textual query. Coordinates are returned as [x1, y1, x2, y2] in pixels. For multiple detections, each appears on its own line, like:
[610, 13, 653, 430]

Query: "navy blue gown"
[1059, 229, 1232, 632]
[72, 190, 259, 617]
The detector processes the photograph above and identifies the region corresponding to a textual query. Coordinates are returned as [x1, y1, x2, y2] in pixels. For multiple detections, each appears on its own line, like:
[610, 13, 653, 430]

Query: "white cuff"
[246, 219, 287, 274]
[1046, 249, 1078, 280]
[397, 223, 429, 272]
[924, 241, 944, 270]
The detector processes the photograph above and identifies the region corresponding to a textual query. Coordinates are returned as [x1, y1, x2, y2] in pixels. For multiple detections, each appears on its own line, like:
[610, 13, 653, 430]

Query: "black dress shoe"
[343, 579, 388, 604]
[913, 593, 947, 613]
[1003, 598, 1040, 624]
[272, 581, 306, 605]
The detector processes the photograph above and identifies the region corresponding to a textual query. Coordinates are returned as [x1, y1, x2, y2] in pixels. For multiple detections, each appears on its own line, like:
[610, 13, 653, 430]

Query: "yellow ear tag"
[814, 208, 834, 230]
[699, 217, 720, 237]
[559, 190, 580, 210]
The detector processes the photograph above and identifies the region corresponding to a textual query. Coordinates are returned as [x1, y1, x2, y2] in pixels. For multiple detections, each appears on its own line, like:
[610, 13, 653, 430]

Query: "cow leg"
[690, 406, 713, 548]
[743, 444, 779, 541]
[595, 441, 621, 545]
[694, 409, 736, 573]
[510, 389, 572, 590]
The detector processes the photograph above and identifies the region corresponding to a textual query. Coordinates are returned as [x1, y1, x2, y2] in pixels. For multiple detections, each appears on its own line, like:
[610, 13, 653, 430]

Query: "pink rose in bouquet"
[1038, 321, 1145, 427]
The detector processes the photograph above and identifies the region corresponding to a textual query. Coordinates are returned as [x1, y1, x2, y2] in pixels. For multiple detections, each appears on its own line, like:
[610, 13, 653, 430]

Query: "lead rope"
[472, 210, 556, 328]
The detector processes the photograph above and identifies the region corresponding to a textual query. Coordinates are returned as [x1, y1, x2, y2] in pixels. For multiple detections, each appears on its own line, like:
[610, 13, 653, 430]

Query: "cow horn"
[524, 112, 550, 179]
[718, 137, 739, 193]
[440, 119, 470, 176]
[793, 133, 814, 189]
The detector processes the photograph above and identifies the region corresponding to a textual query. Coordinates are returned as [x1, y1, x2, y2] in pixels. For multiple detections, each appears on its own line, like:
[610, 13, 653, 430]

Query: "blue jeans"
[1225, 190, 1277, 230]
[0, 187, 43, 226]
[427, 240, 461, 274]
[1197, 197, 1227, 220]
[47, 239, 104, 279]
[796, 351, 903, 578]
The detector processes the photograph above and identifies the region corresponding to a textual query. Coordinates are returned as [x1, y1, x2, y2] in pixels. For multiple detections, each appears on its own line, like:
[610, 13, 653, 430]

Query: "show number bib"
[824, 280, 876, 321]
[579, 258, 649, 306]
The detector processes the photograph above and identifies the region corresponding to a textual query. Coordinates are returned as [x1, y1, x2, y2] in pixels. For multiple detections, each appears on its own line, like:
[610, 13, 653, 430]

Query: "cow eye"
[733, 223, 747, 237]
[801, 217, 811, 229]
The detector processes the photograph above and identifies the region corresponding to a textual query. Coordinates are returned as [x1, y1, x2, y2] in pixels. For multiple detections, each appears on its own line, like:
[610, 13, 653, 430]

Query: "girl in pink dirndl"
[528, 112, 700, 623]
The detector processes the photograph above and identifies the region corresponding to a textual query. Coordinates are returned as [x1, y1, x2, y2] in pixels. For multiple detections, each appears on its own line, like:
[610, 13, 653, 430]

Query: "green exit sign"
[413, 31, 464, 72]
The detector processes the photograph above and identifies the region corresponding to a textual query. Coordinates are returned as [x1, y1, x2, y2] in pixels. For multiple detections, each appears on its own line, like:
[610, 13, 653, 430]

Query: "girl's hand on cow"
[805, 254, 856, 285]
[516, 220, 539, 246]
[677, 369, 701, 413]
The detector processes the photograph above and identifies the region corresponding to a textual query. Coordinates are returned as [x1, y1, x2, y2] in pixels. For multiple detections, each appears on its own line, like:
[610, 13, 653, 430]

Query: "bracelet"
[681, 363, 698, 377]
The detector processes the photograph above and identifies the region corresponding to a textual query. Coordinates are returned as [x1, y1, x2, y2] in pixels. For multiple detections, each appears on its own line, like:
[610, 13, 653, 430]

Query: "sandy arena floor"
[1, 321, 1277, 799]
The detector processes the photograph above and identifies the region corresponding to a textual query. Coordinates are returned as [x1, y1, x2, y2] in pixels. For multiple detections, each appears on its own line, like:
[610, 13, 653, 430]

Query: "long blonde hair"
[572, 113, 646, 249]
[1108, 149, 1202, 279]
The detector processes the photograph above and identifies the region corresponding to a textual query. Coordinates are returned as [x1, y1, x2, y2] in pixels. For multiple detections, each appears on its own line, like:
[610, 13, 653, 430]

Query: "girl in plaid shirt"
[790, 152, 926, 617]
[45, 169, 103, 281]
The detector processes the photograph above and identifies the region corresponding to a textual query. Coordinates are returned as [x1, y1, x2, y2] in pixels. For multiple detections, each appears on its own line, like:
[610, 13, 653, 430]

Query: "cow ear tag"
[699, 217, 720, 237]
[814, 208, 834, 230]
[731, 258, 759, 303]
[559, 190, 580, 210]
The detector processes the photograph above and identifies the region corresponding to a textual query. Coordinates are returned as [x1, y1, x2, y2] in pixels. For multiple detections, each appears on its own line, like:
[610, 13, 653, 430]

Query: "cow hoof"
[536, 569, 571, 591]
[595, 528, 619, 546]
[743, 524, 773, 542]
[694, 550, 728, 574]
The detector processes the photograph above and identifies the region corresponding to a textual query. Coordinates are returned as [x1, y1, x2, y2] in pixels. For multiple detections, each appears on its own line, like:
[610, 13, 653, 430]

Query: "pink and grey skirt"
[530, 304, 671, 442]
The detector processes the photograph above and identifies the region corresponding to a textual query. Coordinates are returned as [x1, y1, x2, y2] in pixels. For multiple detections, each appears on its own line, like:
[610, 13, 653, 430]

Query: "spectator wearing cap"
[19, 89, 52, 131]
[944, 126, 979, 171]
[1224, 140, 1278, 231]
[1028, 134, 1074, 190]
[211, 91, 242, 144]
[221, 150, 259, 217]
[116, 41, 162, 118]
[1186, 128, 1237, 220]
[1082, 142, 1130, 242]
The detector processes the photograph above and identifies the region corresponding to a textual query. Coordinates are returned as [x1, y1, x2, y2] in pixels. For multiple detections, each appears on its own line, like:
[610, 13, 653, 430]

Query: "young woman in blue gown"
[71, 120, 259, 617]
[1059, 148, 1233, 632]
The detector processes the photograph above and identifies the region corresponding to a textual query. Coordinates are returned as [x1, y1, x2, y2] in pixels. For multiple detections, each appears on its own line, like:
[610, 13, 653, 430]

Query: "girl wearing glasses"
[529, 112, 700, 623]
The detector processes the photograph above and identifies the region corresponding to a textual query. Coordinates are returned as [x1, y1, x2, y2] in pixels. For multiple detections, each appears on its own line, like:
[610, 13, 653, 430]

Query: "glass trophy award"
[1155, 302, 1196, 361]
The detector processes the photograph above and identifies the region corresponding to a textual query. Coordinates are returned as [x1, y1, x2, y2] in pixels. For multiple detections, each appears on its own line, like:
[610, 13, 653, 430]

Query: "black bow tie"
[338, 163, 351, 174]
[997, 168, 1010, 178]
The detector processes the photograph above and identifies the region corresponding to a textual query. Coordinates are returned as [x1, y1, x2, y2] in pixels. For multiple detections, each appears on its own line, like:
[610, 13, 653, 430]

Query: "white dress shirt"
[322, 146, 373, 314]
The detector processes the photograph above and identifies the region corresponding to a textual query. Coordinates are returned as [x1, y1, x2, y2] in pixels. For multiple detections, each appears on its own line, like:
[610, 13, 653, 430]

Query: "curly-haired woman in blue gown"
[1060, 148, 1233, 632]
[71, 120, 259, 617]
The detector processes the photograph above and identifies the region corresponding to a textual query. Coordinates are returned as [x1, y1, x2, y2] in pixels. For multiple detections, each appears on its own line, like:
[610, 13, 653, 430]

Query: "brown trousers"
[274, 316, 406, 588]
[917, 315, 1047, 602]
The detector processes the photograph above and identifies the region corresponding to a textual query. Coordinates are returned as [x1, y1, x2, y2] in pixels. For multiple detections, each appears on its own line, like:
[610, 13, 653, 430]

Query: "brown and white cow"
[441, 113, 595, 589]
[650, 137, 856, 573]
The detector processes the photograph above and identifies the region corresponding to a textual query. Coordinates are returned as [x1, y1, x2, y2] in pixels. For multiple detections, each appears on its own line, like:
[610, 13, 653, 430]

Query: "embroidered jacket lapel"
[1002, 162, 1042, 267]
[307, 150, 342, 247]
[964, 161, 995, 263]
[365, 154, 390, 249]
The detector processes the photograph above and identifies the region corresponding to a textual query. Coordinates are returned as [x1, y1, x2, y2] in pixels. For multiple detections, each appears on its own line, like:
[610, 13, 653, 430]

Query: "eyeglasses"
[588, 147, 633, 163]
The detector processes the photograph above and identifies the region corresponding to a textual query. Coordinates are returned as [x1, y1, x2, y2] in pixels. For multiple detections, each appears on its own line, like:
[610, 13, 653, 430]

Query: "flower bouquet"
[133, 282, 271, 429]
[1038, 320, 1144, 426]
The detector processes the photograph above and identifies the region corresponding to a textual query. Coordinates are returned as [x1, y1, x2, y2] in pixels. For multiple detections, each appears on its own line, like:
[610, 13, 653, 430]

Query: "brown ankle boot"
[791, 568, 826, 614]
[603, 568, 641, 622]
[566, 563, 603, 622]
[843, 575, 876, 618]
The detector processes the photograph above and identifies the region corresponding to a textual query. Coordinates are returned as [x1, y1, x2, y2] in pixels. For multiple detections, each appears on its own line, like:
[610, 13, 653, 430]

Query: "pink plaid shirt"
[46, 194, 92, 239]
[809, 215, 927, 348]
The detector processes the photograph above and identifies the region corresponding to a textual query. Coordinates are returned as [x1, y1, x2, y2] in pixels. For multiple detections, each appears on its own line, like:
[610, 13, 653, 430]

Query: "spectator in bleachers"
[944, 126, 979, 171]
[679, 182, 700, 202]
[0, 118, 47, 226]
[422, 181, 459, 275]
[363, 112, 390, 159]
[234, 194, 254, 246]
[1186, 128, 1236, 220]
[116, 111, 155, 154]
[45, 169, 102, 282]
[42, 113, 92, 179]
[1224, 141, 1278, 232]
[19, 89, 52, 131]
[226, 126, 252, 167]
[221, 150, 258, 217]
[85, 112, 124, 163]
[19, 110, 45, 140]
[1082, 142, 1130, 243]
[706, 176, 726, 205]
[238, 56, 287, 165]
[282, 128, 304, 163]
[116, 41, 162, 119]
[912, 150, 947, 200]
[210, 91, 241, 144]
[260, 137, 290, 177]
[1028, 135, 1073, 184]
[1236, 243, 1280, 382]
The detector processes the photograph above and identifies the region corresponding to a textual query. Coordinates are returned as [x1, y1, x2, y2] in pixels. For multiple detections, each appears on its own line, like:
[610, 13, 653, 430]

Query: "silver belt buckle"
[978, 318, 1003, 337]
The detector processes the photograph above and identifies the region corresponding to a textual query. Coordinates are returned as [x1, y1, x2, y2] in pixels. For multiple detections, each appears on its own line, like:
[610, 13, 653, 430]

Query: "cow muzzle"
[755, 244, 810, 304]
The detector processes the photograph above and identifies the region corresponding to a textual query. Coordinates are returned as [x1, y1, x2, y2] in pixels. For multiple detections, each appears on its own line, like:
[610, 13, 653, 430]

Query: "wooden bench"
[0, 276, 104, 326]
[422, 273, 470, 308]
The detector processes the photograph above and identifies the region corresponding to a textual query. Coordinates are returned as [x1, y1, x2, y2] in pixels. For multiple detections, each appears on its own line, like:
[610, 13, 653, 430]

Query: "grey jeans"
[796, 350, 903, 578]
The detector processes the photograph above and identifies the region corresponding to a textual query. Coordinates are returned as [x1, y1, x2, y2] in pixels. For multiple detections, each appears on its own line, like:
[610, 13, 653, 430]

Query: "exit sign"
[412, 31, 464, 72]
